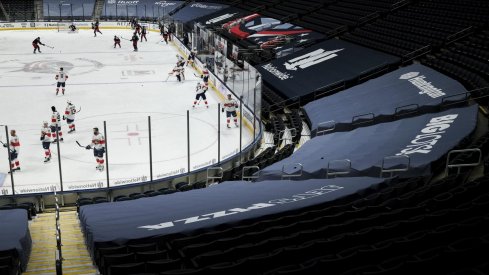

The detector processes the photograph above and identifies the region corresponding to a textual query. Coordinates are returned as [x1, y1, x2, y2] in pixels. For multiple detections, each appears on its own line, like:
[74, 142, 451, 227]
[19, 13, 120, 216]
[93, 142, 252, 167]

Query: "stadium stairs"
[93, 0, 105, 21]
[23, 207, 97, 275]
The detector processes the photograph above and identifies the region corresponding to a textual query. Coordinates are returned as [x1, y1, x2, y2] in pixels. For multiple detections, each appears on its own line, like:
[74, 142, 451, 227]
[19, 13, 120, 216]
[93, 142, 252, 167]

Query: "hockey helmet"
[67, 100, 72, 105]
[43, 121, 48, 126]
[51, 106, 56, 112]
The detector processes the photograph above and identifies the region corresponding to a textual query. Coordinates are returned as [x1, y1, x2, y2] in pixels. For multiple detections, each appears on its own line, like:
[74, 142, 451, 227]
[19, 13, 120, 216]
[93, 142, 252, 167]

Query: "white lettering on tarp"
[284, 48, 343, 71]
[399, 72, 446, 99]
[261, 63, 292, 80]
[137, 187, 342, 231]
[190, 3, 222, 9]
[206, 13, 237, 25]
[155, 1, 178, 7]
[396, 114, 459, 156]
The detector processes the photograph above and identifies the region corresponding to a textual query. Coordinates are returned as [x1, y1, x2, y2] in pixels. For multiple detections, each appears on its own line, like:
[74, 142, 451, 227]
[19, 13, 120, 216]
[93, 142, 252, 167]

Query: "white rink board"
[0, 29, 254, 195]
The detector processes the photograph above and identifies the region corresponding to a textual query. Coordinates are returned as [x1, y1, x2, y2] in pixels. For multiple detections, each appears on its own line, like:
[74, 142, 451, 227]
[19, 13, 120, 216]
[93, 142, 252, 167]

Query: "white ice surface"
[0, 29, 253, 194]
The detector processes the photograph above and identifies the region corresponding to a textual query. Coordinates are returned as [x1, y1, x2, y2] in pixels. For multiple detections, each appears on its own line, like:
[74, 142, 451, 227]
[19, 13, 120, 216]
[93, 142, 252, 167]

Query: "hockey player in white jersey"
[55, 67, 68, 95]
[63, 100, 77, 133]
[222, 94, 239, 128]
[50, 106, 63, 142]
[3, 129, 20, 172]
[85, 127, 106, 171]
[192, 82, 209, 108]
[40, 121, 52, 163]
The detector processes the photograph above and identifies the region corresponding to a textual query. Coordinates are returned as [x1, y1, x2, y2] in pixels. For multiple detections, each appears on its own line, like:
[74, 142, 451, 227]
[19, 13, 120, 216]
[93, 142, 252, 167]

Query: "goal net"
[57, 22, 77, 32]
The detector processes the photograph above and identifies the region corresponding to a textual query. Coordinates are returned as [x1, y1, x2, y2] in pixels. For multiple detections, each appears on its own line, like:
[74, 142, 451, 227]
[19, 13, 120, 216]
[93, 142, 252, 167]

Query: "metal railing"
[281, 163, 303, 180]
[445, 148, 482, 176]
[380, 155, 410, 178]
[326, 159, 351, 178]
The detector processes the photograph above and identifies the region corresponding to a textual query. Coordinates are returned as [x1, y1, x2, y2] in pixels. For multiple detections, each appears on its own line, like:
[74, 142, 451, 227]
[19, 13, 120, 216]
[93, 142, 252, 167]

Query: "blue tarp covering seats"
[193, 6, 246, 27]
[170, 2, 228, 23]
[79, 177, 386, 253]
[43, 0, 95, 18]
[304, 64, 469, 134]
[102, 0, 182, 18]
[258, 105, 478, 180]
[256, 39, 400, 101]
[0, 209, 32, 271]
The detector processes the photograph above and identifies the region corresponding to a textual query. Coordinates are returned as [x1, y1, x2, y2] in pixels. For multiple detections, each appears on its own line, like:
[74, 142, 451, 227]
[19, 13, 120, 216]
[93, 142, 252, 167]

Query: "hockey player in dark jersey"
[114, 35, 121, 48]
[130, 32, 139, 52]
[92, 20, 102, 37]
[32, 37, 45, 54]
[140, 26, 147, 42]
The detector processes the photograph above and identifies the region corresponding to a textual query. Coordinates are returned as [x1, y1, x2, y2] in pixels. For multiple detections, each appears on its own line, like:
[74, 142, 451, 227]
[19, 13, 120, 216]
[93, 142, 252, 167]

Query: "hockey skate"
[68, 129, 76, 134]
[227, 124, 231, 128]
[96, 165, 105, 171]
[235, 123, 239, 127]
[44, 157, 51, 163]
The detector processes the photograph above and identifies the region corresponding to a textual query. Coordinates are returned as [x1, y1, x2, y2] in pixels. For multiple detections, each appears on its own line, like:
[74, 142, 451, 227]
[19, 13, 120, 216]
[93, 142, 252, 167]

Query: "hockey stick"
[75, 140, 87, 148]
[0, 140, 13, 153]
[44, 44, 54, 49]
[120, 36, 132, 41]
[164, 73, 172, 82]
[76, 106, 82, 113]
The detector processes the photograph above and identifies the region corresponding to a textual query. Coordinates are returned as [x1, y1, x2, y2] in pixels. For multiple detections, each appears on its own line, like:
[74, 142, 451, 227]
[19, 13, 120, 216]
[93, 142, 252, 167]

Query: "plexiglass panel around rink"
[213, 51, 262, 140]
[0, 106, 256, 195]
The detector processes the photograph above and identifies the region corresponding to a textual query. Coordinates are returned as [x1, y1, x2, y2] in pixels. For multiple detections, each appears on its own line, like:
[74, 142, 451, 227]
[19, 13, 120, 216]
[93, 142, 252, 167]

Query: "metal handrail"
[206, 167, 223, 186]
[380, 155, 410, 178]
[352, 113, 374, 125]
[395, 103, 419, 116]
[242, 166, 260, 181]
[281, 163, 303, 180]
[316, 120, 336, 136]
[445, 149, 482, 176]
[326, 159, 351, 178]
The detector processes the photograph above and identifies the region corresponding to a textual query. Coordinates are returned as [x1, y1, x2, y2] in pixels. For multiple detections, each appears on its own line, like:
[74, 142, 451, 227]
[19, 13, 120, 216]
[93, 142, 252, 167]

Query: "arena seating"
[0, 209, 32, 274]
[1, 1, 489, 274]
[1, 0, 35, 21]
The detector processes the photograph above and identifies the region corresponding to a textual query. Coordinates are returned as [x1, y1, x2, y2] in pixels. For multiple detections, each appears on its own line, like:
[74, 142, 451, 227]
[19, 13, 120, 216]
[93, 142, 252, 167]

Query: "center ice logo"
[284, 48, 343, 71]
[22, 60, 73, 74]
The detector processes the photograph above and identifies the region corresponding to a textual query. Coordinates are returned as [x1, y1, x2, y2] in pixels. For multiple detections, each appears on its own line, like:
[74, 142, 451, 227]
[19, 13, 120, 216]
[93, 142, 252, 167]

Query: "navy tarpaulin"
[0, 209, 32, 271]
[193, 6, 246, 27]
[304, 64, 468, 134]
[256, 39, 400, 100]
[259, 105, 478, 180]
[171, 2, 228, 23]
[102, 0, 182, 17]
[79, 177, 385, 249]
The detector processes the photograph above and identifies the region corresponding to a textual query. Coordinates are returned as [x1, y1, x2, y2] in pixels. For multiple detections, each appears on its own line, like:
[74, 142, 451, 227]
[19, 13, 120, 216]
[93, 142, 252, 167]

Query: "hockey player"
[69, 23, 77, 32]
[193, 82, 209, 108]
[55, 67, 68, 95]
[92, 20, 102, 37]
[130, 32, 139, 52]
[140, 26, 147, 42]
[50, 106, 63, 142]
[114, 35, 121, 48]
[200, 65, 210, 84]
[135, 23, 141, 35]
[176, 54, 185, 64]
[40, 121, 52, 163]
[85, 127, 106, 171]
[178, 60, 185, 81]
[170, 65, 182, 82]
[32, 37, 45, 54]
[64, 100, 77, 133]
[3, 130, 20, 172]
[162, 31, 169, 44]
[222, 94, 239, 128]
[187, 48, 197, 67]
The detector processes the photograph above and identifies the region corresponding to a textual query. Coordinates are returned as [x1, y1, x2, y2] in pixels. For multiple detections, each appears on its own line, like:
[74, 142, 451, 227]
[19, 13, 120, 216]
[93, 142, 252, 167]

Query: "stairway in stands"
[93, 0, 105, 20]
[24, 207, 97, 275]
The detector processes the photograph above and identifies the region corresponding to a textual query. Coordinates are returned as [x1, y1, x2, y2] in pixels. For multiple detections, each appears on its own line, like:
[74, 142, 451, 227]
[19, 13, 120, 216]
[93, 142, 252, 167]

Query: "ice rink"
[0, 28, 254, 195]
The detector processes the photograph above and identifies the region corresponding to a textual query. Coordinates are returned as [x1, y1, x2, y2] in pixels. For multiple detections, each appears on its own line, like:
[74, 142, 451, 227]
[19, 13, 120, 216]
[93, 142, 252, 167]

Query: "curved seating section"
[0, 209, 32, 274]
